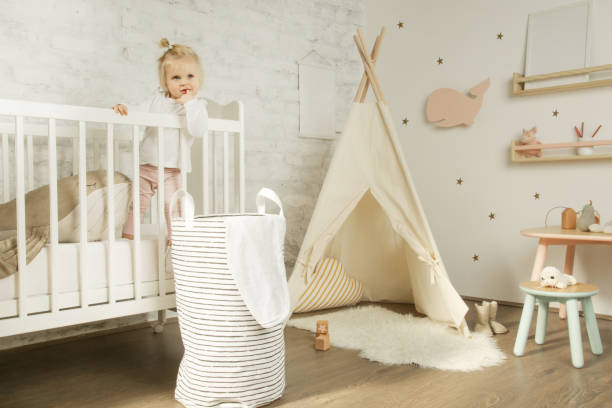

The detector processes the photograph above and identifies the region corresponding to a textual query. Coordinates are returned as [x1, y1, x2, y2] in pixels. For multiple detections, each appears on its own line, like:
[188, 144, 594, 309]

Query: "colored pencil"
[592, 124, 602, 138]
[574, 126, 582, 138]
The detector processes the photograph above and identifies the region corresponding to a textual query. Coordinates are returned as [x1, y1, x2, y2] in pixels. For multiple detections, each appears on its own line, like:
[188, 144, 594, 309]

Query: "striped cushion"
[294, 257, 364, 313]
[172, 218, 285, 408]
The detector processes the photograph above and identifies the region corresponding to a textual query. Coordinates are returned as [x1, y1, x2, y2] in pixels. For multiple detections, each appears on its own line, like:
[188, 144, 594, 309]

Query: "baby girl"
[112, 38, 208, 245]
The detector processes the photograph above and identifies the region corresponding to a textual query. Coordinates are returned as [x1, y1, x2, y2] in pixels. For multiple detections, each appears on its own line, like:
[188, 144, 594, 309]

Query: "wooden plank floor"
[1, 302, 610, 408]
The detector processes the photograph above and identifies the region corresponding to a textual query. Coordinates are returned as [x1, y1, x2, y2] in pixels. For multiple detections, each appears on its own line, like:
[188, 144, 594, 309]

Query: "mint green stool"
[514, 281, 602, 368]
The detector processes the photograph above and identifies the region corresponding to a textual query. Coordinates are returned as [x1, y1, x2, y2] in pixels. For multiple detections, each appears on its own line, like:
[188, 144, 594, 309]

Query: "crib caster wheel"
[153, 324, 164, 334]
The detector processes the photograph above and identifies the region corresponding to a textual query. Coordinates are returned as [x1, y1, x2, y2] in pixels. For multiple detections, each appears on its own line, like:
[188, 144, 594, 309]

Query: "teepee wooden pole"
[353, 55, 372, 102]
[353, 31, 386, 103]
[359, 27, 386, 103]
[353, 35, 382, 102]
[357, 29, 386, 104]
[353, 28, 385, 102]
[354, 28, 375, 99]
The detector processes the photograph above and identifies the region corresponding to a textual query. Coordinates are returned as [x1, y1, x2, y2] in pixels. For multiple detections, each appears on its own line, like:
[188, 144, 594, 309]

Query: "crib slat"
[2, 133, 8, 202]
[106, 124, 115, 304]
[157, 127, 165, 297]
[211, 132, 217, 213]
[93, 137, 100, 170]
[179, 129, 187, 189]
[223, 131, 229, 213]
[150, 184, 157, 224]
[78, 121, 88, 309]
[48, 119, 59, 313]
[132, 126, 141, 301]
[113, 141, 120, 175]
[202, 130, 209, 215]
[179, 129, 188, 216]
[72, 135, 78, 175]
[238, 103, 245, 212]
[26, 134, 34, 191]
[15, 116, 26, 318]
[233, 133, 240, 213]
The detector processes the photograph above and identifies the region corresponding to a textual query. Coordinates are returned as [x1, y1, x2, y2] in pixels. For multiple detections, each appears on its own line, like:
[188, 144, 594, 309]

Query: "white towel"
[226, 214, 290, 328]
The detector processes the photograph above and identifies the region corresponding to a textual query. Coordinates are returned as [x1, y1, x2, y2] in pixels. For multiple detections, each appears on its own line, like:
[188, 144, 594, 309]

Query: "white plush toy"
[540, 266, 577, 289]
[589, 220, 612, 234]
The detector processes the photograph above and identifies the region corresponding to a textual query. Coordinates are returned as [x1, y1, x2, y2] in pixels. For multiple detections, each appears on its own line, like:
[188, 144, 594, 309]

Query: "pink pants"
[123, 164, 181, 240]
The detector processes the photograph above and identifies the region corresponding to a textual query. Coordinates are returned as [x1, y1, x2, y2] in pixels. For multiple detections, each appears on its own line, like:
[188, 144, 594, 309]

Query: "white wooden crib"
[0, 97, 245, 338]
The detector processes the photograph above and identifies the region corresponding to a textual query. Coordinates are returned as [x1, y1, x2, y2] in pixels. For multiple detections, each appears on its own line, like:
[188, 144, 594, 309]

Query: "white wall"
[366, 0, 612, 314]
[0, 0, 364, 348]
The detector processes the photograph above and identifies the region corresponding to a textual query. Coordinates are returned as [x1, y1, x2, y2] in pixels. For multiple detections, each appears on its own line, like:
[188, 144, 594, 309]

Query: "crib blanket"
[0, 171, 131, 278]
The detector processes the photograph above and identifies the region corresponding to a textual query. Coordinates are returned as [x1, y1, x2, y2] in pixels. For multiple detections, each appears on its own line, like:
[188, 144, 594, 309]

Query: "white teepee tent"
[288, 28, 470, 335]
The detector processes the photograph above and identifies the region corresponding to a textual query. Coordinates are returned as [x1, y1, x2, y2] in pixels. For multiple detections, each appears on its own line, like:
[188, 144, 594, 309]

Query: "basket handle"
[169, 189, 195, 228]
[256, 188, 283, 217]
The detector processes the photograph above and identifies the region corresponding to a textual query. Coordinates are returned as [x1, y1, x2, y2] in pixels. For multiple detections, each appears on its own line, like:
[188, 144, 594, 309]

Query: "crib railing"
[0, 98, 244, 336]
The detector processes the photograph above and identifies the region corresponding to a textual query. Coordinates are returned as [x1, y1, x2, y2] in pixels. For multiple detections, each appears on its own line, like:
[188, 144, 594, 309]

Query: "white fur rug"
[287, 305, 506, 372]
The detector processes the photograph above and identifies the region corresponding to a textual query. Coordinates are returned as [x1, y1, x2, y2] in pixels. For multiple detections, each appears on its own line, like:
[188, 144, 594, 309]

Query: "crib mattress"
[0, 237, 174, 318]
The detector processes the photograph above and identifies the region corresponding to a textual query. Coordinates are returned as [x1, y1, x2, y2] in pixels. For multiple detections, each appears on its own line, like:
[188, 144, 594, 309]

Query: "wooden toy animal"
[426, 78, 490, 127]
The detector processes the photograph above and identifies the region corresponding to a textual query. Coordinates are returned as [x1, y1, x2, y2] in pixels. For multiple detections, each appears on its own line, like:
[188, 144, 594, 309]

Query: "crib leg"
[154, 309, 167, 334]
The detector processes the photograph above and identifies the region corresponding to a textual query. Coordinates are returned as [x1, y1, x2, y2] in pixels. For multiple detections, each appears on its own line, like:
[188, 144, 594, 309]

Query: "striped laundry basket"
[170, 189, 290, 408]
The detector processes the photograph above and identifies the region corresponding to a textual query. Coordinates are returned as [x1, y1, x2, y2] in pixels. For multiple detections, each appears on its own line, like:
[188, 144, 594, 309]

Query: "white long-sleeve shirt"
[128, 90, 208, 173]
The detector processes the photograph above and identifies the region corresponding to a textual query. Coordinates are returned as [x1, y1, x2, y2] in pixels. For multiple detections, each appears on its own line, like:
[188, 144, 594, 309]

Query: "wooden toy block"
[314, 320, 330, 351]
[315, 333, 330, 351]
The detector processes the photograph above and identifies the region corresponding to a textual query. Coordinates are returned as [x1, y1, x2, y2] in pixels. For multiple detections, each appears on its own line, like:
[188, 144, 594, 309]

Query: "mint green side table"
[514, 281, 602, 368]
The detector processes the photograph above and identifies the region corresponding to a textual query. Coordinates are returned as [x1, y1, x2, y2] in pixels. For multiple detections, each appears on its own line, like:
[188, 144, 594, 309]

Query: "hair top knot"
[159, 38, 171, 49]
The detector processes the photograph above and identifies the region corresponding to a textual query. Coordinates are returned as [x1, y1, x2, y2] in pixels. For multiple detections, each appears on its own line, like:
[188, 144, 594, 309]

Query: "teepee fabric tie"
[418, 252, 442, 284]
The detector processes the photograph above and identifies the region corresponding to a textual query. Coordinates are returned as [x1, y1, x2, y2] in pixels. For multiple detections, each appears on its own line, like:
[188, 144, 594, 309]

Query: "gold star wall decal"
[488, 212, 496, 221]
[436, 57, 444, 64]
[456, 177, 463, 185]
[397, 21, 404, 29]
[402, 118, 409, 125]
[552, 109, 559, 117]
[533, 192, 541, 200]
[472, 254, 479, 262]
[497, 33, 503, 40]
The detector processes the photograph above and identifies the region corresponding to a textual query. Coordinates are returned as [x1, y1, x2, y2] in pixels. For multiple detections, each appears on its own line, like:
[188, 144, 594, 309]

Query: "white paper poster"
[524, 1, 591, 90]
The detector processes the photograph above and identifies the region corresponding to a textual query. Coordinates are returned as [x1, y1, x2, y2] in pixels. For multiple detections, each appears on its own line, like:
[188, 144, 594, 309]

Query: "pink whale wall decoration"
[426, 78, 490, 127]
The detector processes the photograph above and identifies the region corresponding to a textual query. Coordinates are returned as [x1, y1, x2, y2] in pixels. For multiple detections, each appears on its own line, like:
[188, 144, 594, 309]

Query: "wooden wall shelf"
[513, 63, 612, 96]
[511, 140, 612, 163]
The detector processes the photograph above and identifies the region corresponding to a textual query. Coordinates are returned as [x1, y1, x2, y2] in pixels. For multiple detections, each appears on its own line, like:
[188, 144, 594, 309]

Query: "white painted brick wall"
[0, 0, 364, 262]
[0, 0, 364, 348]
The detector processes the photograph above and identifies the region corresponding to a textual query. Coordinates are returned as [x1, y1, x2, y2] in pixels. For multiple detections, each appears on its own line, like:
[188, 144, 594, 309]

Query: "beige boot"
[474, 301, 493, 335]
[489, 301, 508, 334]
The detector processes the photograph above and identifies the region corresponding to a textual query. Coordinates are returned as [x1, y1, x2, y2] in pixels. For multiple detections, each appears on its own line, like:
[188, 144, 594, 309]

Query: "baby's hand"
[176, 90, 195, 106]
[111, 104, 128, 116]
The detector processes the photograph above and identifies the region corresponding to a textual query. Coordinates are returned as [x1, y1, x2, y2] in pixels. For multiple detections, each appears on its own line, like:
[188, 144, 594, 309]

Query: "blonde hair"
[157, 38, 204, 95]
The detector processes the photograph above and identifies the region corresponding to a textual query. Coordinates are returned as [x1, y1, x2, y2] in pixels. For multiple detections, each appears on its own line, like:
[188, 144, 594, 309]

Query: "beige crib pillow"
[293, 257, 364, 313]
